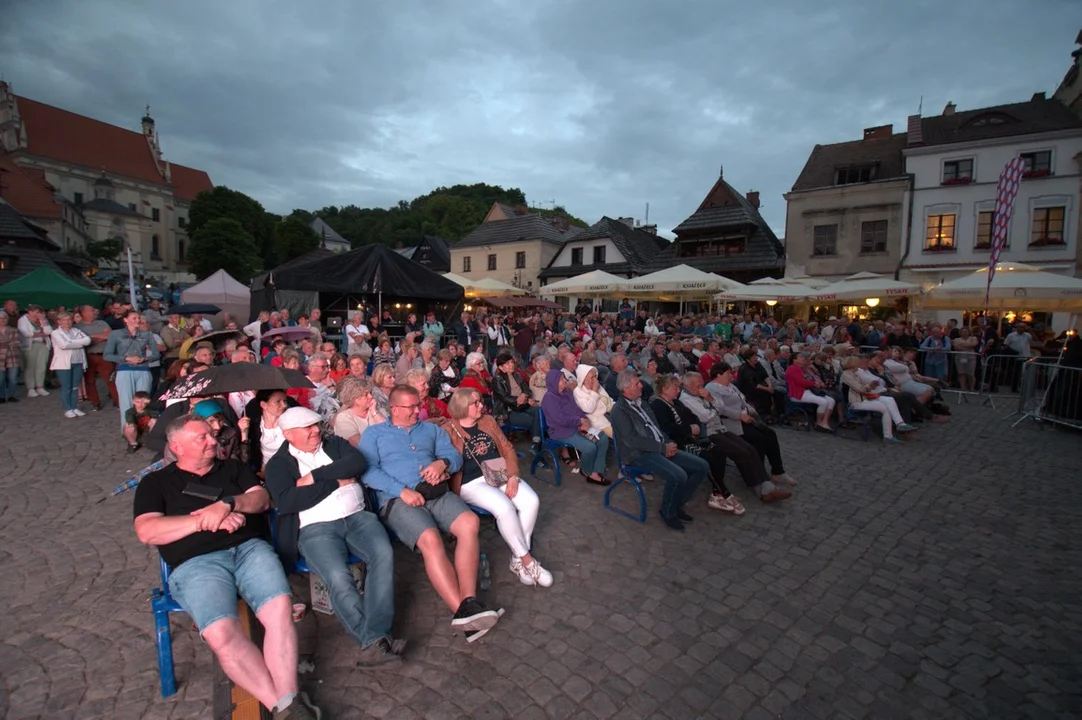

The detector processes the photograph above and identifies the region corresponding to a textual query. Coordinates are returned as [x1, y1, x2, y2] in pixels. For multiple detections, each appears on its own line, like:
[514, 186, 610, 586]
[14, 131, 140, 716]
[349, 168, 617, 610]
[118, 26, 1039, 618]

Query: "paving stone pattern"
[0, 392, 1080, 719]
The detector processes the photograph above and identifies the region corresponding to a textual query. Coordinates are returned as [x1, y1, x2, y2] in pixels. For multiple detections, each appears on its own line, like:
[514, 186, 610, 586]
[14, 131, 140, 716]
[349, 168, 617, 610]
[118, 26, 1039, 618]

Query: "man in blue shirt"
[360, 385, 503, 641]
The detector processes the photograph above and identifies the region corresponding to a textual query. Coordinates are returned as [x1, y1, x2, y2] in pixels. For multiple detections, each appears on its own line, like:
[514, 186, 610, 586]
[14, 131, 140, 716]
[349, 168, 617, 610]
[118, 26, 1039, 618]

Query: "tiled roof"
[169, 163, 213, 202]
[14, 94, 213, 200]
[454, 213, 570, 249]
[559, 216, 671, 269]
[0, 199, 42, 239]
[0, 155, 62, 218]
[539, 261, 635, 279]
[668, 175, 785, 274]
[915, 97, 1082, 147]
[790, 134, 908, 191]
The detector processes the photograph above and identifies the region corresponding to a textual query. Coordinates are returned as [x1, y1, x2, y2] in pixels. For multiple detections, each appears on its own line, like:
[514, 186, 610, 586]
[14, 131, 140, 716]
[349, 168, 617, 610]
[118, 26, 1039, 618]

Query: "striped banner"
[986, 157, 1027, 307]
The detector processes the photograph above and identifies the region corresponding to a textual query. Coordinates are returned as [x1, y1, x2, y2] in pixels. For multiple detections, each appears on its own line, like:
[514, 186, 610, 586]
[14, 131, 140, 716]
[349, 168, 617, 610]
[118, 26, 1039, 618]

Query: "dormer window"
[966, 114, 1011, 127]
[835, 166, 875, 185]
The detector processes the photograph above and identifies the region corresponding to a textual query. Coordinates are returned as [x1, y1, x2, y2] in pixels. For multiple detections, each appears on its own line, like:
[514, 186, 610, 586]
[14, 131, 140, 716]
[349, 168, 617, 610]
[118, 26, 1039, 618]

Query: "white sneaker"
[513, 557, 553, 587]
[72, 408, 86, 417]
[36, 388, 49, 396]
[26, 388, 38, 397]
[707, 493, 747, 516]
[64, 410, 77, 418]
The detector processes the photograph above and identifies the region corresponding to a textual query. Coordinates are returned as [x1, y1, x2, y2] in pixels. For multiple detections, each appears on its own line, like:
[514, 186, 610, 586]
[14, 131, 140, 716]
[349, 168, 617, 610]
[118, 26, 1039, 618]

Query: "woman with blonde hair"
[403, 368, 448, 420]
[333, 375, 383, 446]
[395, 340, 420, 382]
[840, 356, 916, 444]
[370, 362, 396, 418]
[436, 387, 552, 587]
[49, 311, 92, 418]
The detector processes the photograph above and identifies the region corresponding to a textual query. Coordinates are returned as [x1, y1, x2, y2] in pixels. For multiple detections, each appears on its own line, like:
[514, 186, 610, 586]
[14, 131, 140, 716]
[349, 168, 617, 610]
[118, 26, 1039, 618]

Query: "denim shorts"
[383, 491, 471, 550]
[168, 538, 291, 634]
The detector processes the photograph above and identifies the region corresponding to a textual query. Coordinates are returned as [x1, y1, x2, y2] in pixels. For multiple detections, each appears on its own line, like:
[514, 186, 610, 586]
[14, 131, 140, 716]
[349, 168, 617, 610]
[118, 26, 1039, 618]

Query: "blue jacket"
[359, 419, 463, 509]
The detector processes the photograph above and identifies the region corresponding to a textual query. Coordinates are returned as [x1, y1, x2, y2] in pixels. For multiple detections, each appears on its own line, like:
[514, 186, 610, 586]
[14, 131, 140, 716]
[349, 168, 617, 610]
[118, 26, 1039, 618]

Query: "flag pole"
[127, 246, 140, 311]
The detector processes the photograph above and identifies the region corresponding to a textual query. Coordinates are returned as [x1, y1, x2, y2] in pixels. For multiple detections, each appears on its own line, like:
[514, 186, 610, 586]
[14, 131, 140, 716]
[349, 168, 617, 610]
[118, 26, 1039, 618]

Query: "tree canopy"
[187, 217, 262, 281]
[189, 186, 278, 268]
[274, 215, 320, 263]
[309, 183, 587, 249]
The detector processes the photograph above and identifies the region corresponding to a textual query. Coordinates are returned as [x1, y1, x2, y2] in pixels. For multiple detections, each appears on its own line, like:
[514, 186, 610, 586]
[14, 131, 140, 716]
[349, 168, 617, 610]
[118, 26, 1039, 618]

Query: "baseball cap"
[278, 407, 322, 431]
[195, 341, 214, 352]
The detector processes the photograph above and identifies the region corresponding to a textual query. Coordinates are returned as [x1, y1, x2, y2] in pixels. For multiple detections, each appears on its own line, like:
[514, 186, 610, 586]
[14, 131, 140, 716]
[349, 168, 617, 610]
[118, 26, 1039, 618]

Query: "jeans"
[634, 450, 708, 518]
[56, 363, 84, 411]
[459, 477, 540, 558]
[298, 511, 395, 649]
[507, 408, 540, 439]
[560, 432, 610, 476]
[0, 366, 18, 399]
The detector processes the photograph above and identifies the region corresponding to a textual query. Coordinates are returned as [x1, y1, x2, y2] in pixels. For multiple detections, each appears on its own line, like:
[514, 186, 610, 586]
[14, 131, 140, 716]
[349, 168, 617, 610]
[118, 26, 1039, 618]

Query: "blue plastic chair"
[151, 557, 185, 698]
[604, 435, 649, 524]
[529, 409, 574, 487]
[268, 508, 362, 573]
[784, 397, 817, 431]
[834, 384, 875, 442]
[501, 423, 530, 459]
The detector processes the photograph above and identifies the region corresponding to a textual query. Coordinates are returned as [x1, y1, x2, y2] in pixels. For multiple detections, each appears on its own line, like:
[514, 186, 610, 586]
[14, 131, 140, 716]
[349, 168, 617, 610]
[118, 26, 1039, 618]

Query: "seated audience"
[133, 415, 320, 719]
[840, 356, 917, 443]
[370, 362, 397, 418]
[573, 363, 614, 438]
[246, 389, 296, 473]
[436, 388, 552, 587]
[403, 368, 448, 420]
[491, 352, 540, 440]
[610, 370, 708, 531]
[540, 369, 611, 486]
[784, 352, 835, 432]
[265, 407, 402, 667]
[333, 376, 383, 446]
[429, 349, 461, 402]
[360, 385, 502, 642]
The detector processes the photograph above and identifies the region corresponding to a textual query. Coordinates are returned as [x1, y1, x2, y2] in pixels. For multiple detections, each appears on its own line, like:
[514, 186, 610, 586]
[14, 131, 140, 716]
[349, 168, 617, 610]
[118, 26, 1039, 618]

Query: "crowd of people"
[6, 290, 1067, 719]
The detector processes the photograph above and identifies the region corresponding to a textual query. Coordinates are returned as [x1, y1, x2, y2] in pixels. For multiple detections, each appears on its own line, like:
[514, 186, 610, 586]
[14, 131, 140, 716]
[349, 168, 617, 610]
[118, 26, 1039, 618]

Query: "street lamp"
[765, 300, 777, 307]
[865, 298, 880, 307]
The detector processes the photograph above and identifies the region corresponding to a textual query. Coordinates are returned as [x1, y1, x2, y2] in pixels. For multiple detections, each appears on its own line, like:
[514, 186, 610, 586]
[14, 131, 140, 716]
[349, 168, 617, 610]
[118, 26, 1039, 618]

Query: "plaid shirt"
[0, 326, 21, 369]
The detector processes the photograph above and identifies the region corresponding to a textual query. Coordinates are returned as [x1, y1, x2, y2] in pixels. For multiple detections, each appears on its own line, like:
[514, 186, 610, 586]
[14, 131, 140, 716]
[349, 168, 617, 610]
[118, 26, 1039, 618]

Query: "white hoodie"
[573, 364, 613, 432]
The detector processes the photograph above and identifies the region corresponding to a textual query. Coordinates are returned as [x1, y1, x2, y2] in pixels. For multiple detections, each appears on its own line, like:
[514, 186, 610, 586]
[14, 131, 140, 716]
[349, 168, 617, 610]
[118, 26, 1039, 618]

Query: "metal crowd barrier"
[1010, 358, 1082, 430]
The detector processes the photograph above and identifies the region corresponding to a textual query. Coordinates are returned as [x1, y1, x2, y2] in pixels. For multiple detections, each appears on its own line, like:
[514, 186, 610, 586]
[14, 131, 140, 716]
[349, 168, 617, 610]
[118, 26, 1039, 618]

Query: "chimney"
[746, 191, 760, 209]
[942, 101, 956, 116]
[640, 224, 658, 235]
[1031, 91, 1046, 101]
[617, 217, 635, 228]
[513, 204, 528, 216]
[551, 215, 570, 233]
[906, 114, 923, 146]
[862, 124, 893, 141]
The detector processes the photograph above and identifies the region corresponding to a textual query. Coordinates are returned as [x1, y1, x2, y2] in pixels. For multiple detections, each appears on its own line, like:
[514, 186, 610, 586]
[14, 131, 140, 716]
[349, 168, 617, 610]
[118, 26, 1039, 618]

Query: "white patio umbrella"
[922, 263, 1082, 311]
[811, 271, 923, 304]
[714, 276, 815, 302]
[541, 269, 630, 296]
[442, 273, 527, 296]
[626, 264, 740, 294]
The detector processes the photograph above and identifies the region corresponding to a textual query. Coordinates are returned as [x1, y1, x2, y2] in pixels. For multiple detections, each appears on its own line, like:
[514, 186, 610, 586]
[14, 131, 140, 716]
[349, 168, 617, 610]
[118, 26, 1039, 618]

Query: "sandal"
[585, 474, 611, 486]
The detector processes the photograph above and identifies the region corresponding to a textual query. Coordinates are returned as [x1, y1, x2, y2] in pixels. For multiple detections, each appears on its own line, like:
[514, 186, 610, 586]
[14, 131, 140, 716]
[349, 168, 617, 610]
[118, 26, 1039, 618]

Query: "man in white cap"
[821, 317, 837, 343]
[265, 407, 403, 667]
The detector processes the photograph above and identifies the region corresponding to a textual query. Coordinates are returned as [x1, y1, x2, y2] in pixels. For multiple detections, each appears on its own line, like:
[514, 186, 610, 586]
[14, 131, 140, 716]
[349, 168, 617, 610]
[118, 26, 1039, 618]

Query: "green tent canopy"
[0, 267, 101, 309]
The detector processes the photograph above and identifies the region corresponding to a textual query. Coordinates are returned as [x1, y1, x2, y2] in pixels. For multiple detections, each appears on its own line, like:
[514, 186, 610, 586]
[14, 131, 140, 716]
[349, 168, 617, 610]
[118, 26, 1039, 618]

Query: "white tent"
[811, 271, 923, 303]
[784, 274, 831, 289]
[714, 276, 814, 302]
[922, 263, 1082, 311]
[626, 264, 741, 294]
[541, 269, 630, 296]
[442, 273, 527, 296]
[180, 269, 250, 321]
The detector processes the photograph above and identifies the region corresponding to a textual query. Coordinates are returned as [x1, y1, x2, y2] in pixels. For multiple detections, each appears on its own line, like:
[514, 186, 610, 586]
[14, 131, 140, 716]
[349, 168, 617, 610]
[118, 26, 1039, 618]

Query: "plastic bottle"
[479, 553, 491, 591]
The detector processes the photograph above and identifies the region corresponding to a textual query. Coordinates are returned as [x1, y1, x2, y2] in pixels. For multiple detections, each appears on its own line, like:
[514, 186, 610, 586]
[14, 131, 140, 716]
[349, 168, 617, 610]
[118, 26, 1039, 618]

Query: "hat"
[192, 398, 225, 419]
[828, 316, 838, 322]
[278, 407, 322, 431]
[195, 341, 214, 352]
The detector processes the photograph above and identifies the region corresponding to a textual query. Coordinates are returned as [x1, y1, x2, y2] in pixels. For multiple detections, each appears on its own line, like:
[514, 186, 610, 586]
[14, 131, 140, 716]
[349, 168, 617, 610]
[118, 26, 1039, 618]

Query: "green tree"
[275, 215, 320, 263]
[189, 186, 277, 268]
[85, 236, 124, 265]
[187, 217, 262, 281]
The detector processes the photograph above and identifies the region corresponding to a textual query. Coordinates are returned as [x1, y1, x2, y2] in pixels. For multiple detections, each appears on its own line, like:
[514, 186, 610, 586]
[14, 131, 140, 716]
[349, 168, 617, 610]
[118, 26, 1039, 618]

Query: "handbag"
[453, 423, 510, 487]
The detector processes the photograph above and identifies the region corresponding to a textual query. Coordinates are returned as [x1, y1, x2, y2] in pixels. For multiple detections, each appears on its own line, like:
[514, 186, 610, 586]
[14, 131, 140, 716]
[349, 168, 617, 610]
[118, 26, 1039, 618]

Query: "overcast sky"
[2, 0, 1078, 238]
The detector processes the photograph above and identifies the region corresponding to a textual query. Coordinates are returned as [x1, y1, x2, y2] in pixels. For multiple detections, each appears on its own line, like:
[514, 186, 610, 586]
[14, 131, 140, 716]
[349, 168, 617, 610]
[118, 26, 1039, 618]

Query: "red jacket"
[698, 353, 720, 378]
[784, 363, 818, 400]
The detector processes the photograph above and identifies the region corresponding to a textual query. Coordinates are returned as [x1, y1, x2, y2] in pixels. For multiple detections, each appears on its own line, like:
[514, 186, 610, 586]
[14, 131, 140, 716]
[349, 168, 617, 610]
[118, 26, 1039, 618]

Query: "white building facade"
[899, 97, 1082, 327]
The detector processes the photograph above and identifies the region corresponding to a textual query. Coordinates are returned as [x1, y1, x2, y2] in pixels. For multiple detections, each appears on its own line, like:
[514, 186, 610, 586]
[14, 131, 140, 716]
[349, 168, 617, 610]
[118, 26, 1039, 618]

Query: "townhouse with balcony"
[899, 95, 1082, 314]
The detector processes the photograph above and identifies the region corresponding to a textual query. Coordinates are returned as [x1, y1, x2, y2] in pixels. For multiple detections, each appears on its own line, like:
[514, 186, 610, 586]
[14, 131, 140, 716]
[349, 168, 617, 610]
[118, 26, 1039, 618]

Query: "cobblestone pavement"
[1, 390, 1080, 720]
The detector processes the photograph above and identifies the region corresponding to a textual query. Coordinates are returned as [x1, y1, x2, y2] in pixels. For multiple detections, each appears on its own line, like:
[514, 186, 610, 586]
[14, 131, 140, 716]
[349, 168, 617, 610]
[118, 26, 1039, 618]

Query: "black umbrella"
[169, 303, 222, 316]
[159, 364, 313, 401]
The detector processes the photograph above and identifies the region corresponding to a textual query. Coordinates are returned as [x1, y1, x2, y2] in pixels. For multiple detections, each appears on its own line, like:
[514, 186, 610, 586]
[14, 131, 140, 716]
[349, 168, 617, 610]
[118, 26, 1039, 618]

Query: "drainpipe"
[895, 173, 916, 281]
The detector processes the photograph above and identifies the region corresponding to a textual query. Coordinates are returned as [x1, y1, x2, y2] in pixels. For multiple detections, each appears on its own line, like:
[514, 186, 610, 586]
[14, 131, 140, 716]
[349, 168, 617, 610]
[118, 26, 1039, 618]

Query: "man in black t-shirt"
[133, 414, 319, 719]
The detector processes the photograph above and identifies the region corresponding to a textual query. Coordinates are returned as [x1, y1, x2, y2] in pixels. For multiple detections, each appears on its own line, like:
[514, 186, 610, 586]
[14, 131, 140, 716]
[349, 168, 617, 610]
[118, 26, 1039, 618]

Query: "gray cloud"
[2, 0, 1077, 237]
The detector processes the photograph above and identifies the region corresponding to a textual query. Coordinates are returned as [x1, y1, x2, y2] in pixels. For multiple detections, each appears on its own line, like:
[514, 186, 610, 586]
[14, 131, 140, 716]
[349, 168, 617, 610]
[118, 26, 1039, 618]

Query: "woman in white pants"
[435, 388, 553, 588]
[784, 351, 835, 431]
[840, 357, 917, 444]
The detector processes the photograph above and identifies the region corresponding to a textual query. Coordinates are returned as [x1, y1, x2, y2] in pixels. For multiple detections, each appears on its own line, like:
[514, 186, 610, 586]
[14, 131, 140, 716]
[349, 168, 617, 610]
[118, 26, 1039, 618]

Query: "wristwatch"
[221, 496, 236, 511]
[436, 458, 451, 470]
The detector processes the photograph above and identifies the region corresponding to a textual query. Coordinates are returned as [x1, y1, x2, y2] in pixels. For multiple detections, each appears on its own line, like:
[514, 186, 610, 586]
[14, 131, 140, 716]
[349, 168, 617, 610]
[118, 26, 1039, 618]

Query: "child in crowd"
[123, 391, 156, 453]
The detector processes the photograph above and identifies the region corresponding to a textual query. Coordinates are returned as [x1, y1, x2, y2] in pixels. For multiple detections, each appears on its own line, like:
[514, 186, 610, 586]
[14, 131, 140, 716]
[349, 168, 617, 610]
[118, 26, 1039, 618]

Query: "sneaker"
[451, 597, 500, 632]
[64, 410, 77, 418]
[707, 494, 746, 515]
[127, 444, 140, 454]
[355, 638, 403, 668]
[92, 402, 102, 411]
[883, 436, 903, 444]
[72, 408, 86, 417]
[26, 388, 38, 398]
[896, 423, 919, 433]
[389, 638, 408, 655]
[464, 608, 506, 643]
[273, 694, 321, 720]
[514, 558, 553, 588]
[36, 388, 49, 396]
[774, 473, 799, 486]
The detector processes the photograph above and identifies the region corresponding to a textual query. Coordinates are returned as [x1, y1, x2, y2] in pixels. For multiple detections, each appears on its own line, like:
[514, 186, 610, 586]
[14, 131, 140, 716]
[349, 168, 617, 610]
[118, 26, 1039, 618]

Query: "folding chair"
[151, 557, 185, 698]
[501, 423, 530, 459]
[783, 397, 817, 431]
[529, 409, 573, 487]
[604, 435, 649, 524]
[834, 385, 875, 441]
